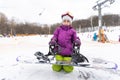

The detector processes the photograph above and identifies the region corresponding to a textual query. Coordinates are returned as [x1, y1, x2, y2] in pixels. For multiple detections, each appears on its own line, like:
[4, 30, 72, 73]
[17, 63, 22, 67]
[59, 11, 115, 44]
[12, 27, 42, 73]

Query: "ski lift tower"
[92, 0, 115, 41]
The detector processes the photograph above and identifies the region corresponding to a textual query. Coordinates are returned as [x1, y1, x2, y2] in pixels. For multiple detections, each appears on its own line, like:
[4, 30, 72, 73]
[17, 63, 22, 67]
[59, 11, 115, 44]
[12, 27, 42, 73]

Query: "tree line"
[0, 12, 120, 36]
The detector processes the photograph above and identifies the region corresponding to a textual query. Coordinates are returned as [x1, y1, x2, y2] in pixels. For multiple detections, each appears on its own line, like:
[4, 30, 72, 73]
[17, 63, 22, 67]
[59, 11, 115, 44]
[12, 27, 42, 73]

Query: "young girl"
[49, 12, 81, 73]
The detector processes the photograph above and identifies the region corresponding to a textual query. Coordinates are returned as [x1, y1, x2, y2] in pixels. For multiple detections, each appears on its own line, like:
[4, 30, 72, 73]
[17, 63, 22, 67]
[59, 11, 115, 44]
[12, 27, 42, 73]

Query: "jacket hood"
[60, 25, 73, 31]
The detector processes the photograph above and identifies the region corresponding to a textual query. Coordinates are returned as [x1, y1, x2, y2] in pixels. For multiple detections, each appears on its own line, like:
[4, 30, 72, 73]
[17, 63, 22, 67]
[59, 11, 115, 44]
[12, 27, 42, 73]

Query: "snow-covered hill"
[0, 27, 120, 80]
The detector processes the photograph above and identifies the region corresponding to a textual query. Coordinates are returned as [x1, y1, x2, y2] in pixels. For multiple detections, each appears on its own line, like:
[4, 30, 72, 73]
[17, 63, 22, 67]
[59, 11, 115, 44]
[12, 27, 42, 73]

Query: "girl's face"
[62, 20, 71, 26]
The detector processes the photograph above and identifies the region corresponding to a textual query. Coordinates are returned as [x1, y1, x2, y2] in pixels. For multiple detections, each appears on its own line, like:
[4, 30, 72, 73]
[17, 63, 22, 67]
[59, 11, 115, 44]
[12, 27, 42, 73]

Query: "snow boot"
[52, 55, 63, 72]
[63, 57, 74, 73]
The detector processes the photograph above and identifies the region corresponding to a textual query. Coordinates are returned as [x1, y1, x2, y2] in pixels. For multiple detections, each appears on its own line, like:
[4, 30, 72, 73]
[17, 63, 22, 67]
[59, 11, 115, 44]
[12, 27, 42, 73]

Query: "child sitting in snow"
[49, 12, 81, 73]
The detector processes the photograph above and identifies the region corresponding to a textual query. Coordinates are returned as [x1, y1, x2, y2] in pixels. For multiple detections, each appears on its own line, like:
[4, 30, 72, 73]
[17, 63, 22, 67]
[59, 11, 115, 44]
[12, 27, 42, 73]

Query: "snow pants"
[52, 55, 74, 73]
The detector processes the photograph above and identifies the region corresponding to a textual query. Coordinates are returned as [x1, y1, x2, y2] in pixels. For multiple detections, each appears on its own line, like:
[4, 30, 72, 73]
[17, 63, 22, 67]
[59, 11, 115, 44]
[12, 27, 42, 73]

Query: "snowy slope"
[0, 27, 120, 80]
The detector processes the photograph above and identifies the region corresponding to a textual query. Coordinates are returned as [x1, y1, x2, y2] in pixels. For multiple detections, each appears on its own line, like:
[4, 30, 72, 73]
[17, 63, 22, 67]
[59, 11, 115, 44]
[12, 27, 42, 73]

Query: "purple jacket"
[51, 25, 80, 56]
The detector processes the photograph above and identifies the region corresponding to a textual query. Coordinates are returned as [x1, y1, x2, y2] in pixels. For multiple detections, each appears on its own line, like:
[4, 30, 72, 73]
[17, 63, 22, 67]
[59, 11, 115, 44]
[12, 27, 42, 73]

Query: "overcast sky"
[0, 0, 119, 24]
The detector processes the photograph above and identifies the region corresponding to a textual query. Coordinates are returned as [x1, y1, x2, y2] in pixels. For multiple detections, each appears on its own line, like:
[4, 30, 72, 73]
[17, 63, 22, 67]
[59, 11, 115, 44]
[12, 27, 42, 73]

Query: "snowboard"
[16, 51, 118, 70]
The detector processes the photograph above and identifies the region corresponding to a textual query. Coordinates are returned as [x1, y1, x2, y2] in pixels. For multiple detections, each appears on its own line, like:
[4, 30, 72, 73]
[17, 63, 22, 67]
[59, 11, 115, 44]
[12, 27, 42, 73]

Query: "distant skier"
[98, 26, 109, 43]
[49, 12, 81, 73]
[92, 32, 98, 41]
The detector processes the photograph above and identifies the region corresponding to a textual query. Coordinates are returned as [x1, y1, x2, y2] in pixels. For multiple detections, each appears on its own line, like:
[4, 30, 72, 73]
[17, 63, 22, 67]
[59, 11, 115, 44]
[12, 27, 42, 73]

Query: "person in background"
[93, 32, 98, 41]
[49, 12, 81, 73]
[118, 35, 120, 42]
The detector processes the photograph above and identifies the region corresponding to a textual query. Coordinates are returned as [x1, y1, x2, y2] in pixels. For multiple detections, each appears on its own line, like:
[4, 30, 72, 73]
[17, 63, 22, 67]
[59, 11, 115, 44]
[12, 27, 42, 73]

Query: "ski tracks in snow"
[78, 67, 120, 80]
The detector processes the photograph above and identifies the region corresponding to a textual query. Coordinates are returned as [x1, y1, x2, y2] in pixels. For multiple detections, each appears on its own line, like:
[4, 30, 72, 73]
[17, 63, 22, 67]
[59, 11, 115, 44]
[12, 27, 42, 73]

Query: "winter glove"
[49, 39, 57, 46]
[48, 39, 58, 55]
[74, 38, 81, 46]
